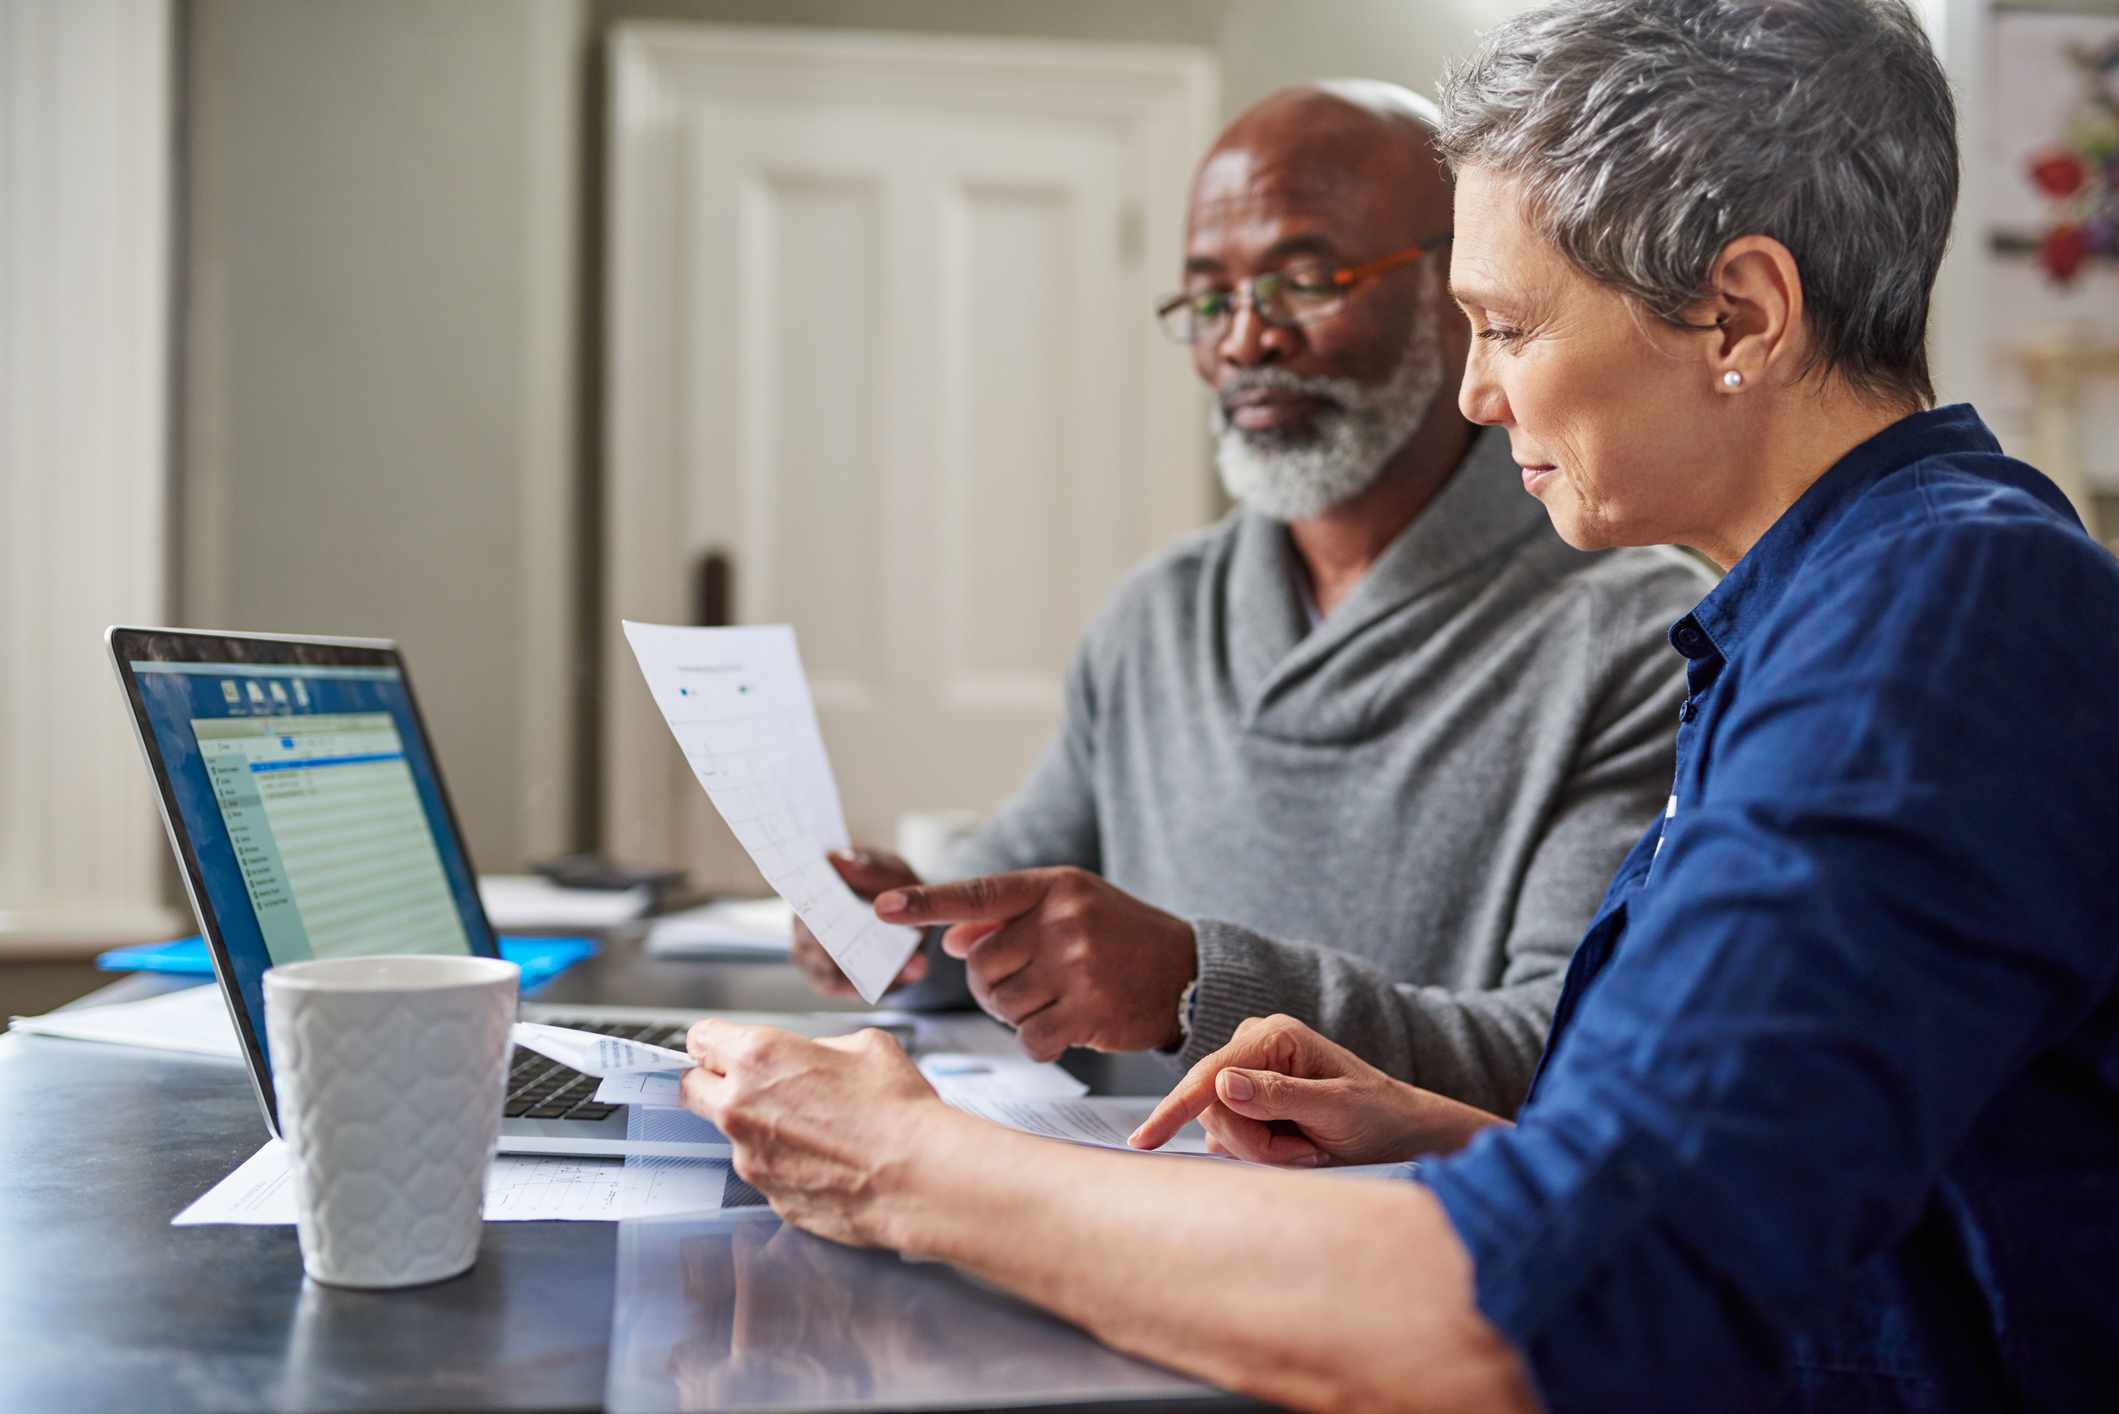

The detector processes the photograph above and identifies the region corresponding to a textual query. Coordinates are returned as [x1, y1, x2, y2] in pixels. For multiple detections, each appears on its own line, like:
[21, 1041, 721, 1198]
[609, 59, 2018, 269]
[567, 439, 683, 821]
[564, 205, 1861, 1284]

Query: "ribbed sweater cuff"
[1178, 918, 1290, 1069]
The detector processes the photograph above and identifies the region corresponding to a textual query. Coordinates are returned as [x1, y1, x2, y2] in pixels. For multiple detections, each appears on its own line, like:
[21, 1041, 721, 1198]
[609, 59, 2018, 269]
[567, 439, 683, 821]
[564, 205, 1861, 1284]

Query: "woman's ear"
[1704, 235, 1804, 393]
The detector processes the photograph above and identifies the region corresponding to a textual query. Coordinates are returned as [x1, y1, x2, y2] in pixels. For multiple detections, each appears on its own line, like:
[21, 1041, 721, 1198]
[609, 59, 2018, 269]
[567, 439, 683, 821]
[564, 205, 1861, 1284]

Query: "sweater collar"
[1227, 426, 1547, 710]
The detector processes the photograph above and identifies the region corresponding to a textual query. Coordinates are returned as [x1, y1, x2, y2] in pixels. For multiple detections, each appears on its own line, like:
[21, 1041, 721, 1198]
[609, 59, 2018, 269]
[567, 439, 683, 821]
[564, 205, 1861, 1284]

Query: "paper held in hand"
[511, 1021, 695, 1077]
[621, 622, 920, 1004]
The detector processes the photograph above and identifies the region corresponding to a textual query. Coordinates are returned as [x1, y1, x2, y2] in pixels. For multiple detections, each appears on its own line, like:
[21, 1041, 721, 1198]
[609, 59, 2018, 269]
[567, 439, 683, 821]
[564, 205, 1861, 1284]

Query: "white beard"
[1212, 274, 1446, 522]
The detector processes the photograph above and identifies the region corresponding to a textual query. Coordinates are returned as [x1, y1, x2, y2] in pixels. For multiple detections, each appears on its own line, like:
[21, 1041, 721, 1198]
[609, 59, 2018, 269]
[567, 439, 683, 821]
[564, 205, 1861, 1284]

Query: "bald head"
[1192, 81, 1451, 245]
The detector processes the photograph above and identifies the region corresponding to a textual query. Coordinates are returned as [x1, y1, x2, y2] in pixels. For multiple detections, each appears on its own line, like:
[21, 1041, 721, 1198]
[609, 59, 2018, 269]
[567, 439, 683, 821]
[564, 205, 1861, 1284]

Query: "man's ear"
[1702, 235, 1804, 392]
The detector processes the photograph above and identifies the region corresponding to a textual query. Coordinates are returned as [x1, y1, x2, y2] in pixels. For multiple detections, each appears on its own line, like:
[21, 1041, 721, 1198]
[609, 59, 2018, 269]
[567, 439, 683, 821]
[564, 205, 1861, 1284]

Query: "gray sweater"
[911, 428, 1714, 1116]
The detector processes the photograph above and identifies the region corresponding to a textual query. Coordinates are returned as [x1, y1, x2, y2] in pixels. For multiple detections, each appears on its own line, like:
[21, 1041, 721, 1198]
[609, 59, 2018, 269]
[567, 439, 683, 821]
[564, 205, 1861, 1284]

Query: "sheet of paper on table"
[621, 622, 919, 1004]
[596, 1070, 1202, 1157]
[643, 897, 795, 959]
[478, 873, 650, 929]
[173, 1141, 734, 1225]
[942, 1094, 1219, 1156]
[9, 982, 241, 1061]
[594, 1049, 1090, 1110]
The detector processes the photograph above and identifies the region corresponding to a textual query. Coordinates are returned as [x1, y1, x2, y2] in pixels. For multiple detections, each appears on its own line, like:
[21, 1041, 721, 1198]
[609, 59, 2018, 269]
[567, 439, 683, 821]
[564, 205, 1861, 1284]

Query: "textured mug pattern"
[264, 971, 514, 1289]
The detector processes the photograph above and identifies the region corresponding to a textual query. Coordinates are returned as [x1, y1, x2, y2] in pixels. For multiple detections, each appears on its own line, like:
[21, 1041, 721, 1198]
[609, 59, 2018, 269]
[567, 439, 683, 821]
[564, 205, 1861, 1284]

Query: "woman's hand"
[1129, 1014, 1505, 1166]
[681, 1019, 952, 1247]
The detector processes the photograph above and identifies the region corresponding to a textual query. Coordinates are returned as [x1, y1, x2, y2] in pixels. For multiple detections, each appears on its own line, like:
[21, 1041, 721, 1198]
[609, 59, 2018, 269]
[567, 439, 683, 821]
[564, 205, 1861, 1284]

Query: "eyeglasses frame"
[1155, 233, 1454, 344]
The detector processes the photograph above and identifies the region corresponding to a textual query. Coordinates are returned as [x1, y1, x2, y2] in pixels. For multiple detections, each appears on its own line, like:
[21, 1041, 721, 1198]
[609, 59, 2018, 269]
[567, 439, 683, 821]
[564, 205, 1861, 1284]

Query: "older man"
[797, 81, 1710, 1115]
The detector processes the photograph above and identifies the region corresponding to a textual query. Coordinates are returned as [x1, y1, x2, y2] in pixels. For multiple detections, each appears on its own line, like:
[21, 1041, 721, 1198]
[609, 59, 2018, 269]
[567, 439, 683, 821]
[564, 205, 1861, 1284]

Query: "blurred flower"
[2023, 33, 2119, 286]
[2039, 223, 2090, 282]
[2031, 149, 2089, 199]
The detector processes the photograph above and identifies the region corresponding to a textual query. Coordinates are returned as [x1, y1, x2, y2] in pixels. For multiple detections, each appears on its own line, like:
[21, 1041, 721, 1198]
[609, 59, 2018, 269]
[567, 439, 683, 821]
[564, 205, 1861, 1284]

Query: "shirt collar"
[1671, 404, 1998, 667]
[1228, 425, 1546, 698]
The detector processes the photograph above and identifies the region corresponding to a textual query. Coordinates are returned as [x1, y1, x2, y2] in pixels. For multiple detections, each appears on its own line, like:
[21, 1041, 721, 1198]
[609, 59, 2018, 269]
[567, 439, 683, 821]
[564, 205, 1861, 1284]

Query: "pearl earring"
[1722, 371, 1744, 390]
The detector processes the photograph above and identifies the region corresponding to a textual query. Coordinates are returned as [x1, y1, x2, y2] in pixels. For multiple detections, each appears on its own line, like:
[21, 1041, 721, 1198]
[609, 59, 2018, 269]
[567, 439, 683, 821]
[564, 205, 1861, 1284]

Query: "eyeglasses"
[1155, 235, 1452, 345]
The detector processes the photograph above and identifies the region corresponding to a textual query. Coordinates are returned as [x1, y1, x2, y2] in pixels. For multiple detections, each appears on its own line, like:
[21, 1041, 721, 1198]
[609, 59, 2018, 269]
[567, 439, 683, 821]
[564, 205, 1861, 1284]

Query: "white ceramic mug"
[262, 954, 518, 1289]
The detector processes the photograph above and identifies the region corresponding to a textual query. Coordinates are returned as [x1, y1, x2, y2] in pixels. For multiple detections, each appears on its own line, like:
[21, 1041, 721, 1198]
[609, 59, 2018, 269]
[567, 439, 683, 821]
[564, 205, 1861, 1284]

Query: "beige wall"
[181, 0, 578, 873]
[178, 0, 1533, 873]
[600, 0, 1532, 116]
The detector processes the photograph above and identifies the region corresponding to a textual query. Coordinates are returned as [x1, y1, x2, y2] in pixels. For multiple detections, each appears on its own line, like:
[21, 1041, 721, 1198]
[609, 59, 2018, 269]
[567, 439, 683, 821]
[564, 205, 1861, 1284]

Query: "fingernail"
[875, 890, 909, 918]
[1220, 1070, 1254, 1102]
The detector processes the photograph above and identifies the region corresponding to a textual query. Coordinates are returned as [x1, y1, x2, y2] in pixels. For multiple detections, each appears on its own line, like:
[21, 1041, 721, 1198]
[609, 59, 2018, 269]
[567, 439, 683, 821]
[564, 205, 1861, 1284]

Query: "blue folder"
[96, 935, 599, 995]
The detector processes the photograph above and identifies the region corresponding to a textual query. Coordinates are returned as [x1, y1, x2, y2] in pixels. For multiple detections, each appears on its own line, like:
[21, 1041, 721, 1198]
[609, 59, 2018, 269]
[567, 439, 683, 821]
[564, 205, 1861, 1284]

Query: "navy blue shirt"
[1421, 406, 2119, 1411]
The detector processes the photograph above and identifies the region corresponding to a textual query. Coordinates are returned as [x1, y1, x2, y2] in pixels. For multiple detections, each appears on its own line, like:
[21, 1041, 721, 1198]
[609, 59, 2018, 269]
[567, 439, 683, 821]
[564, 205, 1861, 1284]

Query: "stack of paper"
[643, 897, 794, 960]
[479, 875, 651, 930]
[621, 623, 918, 1003]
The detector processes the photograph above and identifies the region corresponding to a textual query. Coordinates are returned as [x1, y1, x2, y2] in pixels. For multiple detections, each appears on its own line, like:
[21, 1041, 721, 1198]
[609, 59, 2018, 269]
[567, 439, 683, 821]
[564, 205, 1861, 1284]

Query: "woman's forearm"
[880, 1107, 1535, 1414]
[1400, 1085, 1513, 1155]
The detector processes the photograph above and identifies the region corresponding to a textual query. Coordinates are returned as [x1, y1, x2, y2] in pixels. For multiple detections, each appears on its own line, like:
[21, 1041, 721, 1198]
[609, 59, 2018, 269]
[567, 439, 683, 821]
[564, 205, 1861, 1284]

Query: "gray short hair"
[1436, 0, 1957, 407]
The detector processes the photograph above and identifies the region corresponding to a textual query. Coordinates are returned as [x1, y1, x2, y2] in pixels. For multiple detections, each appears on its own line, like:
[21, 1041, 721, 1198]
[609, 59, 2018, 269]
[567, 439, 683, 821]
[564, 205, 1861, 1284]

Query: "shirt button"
[1674, 625, 1704, 654]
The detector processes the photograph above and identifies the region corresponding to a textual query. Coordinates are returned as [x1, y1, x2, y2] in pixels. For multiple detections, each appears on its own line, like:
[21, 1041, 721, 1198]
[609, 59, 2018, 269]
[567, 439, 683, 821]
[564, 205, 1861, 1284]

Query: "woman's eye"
[1478, 326, 1526, 346]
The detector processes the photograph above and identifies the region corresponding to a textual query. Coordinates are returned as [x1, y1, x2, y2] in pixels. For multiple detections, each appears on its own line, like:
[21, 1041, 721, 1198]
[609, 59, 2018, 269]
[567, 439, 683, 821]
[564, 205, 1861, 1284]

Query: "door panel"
[607, 28, 1217, 889]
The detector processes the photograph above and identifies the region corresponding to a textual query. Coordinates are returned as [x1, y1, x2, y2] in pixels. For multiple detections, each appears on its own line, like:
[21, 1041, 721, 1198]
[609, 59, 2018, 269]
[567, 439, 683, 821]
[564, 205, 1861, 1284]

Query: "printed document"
[592, 1067, 1198, 1156]
[512, 1021, 694, 1076]
[593, 1049, 1090, 1109]
[173, 1141, 733, 1225]
[621, 622, 919, 1004]
[942, 1095, 1219, 1156]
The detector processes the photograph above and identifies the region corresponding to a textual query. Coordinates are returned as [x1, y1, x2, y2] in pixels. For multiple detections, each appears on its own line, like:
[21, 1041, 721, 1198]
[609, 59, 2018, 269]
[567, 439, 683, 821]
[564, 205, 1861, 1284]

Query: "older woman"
[678, 1, 2119, 1409]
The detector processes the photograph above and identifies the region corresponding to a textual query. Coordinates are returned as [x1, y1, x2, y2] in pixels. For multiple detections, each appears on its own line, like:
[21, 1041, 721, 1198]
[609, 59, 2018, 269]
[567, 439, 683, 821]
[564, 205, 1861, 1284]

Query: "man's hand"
[682, 1019, 950, 1248]
[1128, 1014, 1505, 1166]
[791, 849, 928, 998]
[874, 867, 1197, 1061]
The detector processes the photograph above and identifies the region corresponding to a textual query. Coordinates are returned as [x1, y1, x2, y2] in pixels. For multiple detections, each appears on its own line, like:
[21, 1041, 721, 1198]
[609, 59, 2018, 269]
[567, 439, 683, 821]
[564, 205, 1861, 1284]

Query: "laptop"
[106, 627, 841, 1159]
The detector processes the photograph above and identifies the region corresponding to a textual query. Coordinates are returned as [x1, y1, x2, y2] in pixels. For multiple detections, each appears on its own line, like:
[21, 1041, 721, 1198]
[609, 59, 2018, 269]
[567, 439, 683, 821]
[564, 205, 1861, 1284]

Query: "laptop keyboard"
[505, 1019, 689, 1123]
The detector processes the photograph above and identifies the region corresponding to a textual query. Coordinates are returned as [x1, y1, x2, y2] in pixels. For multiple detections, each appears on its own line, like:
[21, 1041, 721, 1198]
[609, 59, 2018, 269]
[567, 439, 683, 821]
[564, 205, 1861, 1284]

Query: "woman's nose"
[1459, 343, 1509, 427]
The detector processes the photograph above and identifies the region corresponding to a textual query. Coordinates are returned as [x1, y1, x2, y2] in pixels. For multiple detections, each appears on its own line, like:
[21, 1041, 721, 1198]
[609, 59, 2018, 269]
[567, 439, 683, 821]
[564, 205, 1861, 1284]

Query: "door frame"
[601, 23, 1217, 872]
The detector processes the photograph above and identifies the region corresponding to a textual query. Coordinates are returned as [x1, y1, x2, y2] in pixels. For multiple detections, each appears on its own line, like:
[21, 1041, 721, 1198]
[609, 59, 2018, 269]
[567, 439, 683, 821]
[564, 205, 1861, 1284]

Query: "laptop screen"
[126, 654, 491, 1071]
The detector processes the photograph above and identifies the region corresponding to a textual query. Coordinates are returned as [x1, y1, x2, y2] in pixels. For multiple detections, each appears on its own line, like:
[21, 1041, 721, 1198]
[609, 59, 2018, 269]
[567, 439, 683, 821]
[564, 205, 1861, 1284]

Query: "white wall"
[1217, 0, 1531, 114]
[609, 0, 1542, 116]
[182, 0, 579, 873]
[0, 0, 186, 948]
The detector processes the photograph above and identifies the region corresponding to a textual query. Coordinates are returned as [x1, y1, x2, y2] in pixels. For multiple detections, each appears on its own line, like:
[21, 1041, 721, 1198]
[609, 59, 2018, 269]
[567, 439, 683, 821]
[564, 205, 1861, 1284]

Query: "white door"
[605, 26, 1218, 888]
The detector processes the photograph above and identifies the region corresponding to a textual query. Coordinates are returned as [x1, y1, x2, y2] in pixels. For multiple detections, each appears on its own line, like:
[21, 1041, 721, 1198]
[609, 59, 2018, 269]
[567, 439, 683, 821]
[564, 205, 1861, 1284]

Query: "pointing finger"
[875, 870, 1055, 926]
[1129, 1056, 1224, 1150]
